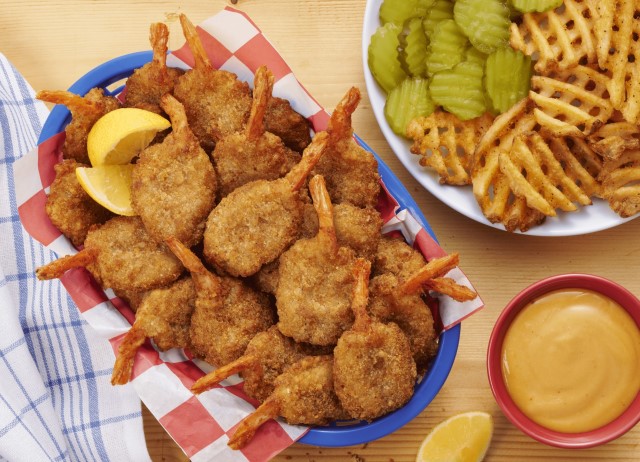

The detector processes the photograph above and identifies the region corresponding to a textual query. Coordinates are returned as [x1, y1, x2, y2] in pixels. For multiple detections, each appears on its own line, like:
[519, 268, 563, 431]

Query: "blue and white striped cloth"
[0, 53, 151, 462]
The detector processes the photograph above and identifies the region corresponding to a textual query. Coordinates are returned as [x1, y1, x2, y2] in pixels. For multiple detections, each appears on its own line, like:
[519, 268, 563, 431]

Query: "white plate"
[361, 0, 636, 237]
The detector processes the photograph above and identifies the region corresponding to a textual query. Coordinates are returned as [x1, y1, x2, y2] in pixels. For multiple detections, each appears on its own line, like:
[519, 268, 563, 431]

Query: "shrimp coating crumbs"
[276, 175, 357, 346]
[131, 94, 217, 246]
[36, 216, 183, 292]
[333, 259, 417, 421]
[36, 88, 121, 164]
[45, 159, 112, 247]
[213, 66, 300, 198]
[312, 87, 380, 208]
[111, 277, 196, 385]
[264, 96, 312, 153]
[203, 131, 329, 277]
[173, 14, 251, 151]
[124, 22, 184, 114]
[228, 355, 348, 449]
[166, 237, 274, 367]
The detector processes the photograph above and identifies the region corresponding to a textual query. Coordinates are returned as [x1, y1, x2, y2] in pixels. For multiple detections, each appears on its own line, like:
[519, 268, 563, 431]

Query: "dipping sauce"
[501, 288, 640, 433]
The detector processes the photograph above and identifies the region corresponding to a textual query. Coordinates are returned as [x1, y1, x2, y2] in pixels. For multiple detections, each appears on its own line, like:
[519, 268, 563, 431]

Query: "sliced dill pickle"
[380, 0, 435, 25]
[368, 23, 406, 93]
[430, 61, 486, 120]
[423, 0, 454, 38]
[425, 19, 469, 76]
[453, 0, 511, 54]
[384, 78, 435, 136]
[400, 18, 429, 77]
[485, 47, 533, 113]
[510, 0, 563, 13]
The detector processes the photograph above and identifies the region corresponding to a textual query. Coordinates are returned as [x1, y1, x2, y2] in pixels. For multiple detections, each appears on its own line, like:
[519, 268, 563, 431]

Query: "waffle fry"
[547, 135, 603, 198]
[600, 149, 640, 217]
[407, 111, 494, 185]
[598, 0, 639, 118]
[499, 133, 592, 216]
[529, 65, 613, 137]
[509, 0, 597, 73]
[587, 121, 640, 160]
[471, 98, 546, 231]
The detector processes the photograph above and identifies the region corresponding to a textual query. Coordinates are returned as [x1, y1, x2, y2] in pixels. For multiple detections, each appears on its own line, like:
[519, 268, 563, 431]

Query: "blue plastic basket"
[38, 52, 461, 447]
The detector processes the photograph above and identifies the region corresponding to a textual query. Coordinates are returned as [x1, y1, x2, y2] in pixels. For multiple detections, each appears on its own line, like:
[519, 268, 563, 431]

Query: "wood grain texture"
[4, 0, 640, 460]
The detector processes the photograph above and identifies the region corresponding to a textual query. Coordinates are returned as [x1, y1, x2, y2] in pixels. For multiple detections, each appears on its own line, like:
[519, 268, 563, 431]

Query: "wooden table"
[3, 1, 639, 461]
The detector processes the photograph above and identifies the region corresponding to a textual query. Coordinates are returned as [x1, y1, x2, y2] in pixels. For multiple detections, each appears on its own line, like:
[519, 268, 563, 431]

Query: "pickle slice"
[368, 23, 406, 93]
[430, 61, 486, 120]
[423, 0, 455, 38]
[385, 78, 435, 136]
[510, 0, 563, 13]
[485, 47, 533, 113]
[426, 19, 469, 76]
[380, 0, 435, 25]
[453, 0, 511, 54]
[400, 18, 429, 77]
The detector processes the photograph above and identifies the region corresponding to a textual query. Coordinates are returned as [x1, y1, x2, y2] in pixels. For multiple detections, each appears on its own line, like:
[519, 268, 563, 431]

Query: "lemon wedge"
[76, 165, 136, 216]
[87, 108, 170, 166]
[416, 412, 493, 462]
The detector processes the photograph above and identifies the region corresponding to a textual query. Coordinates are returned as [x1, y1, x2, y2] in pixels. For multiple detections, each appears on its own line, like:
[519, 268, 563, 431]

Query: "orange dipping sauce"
[501, 289, 640, 433]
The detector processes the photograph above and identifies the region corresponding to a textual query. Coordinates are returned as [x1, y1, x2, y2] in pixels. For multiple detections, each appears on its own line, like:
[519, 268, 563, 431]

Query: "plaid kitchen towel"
[0, 52, 151, 462]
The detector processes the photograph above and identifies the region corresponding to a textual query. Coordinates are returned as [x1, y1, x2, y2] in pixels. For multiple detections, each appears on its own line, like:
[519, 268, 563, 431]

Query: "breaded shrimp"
[173, 14, 252, 151]
[203, 131, 329, 277]
[124, 22, 184, 114]
[302, 202, 383, 261]
[228, 355, 348, 449]
[37, 88, 121, 164]
[165, 237, 274, 367]
[276, 175, 357, 346]
[370, 254, 477, 371]
[372, 235, 427, 279]
[264, 96, 312, 153]
[131, 94, 217, 246]
[212, 66, 300, 197]
[36, 216, 183, 292]
[111, 277, 196, 385]
[191, 325, 307, 402]
[312, 87, 380, 208]
[333, 259, 417, 421]
[45, 159, 112, 247]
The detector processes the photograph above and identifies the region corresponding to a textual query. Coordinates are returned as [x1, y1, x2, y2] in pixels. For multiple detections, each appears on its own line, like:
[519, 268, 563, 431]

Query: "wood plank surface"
[3, 1, 639, 461]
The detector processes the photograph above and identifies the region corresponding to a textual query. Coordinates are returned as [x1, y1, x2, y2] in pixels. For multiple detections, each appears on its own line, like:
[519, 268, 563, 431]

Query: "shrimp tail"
[178, 14, 212, 70]
[36, 90, 100, 116]
[165, 236, 222, 295]
[423, 277, 477, 302]
[35, 248, 98, 280]
[286, 131, 329, 191]
[160, 94, 189, 133]
[327, 87, 360, 142]
[399, 253, 460, 295]
[149, 22, 170, 68]
[191, 354, 258, 394]
[227, 398, 281, 450]
[246, 66, 274, 141]
[308, 175, 338, 250]
[111, 325, 147, 385]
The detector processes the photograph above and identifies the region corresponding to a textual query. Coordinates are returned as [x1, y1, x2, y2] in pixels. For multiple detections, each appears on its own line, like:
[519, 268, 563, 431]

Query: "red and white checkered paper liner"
[14, 7, 484, 462]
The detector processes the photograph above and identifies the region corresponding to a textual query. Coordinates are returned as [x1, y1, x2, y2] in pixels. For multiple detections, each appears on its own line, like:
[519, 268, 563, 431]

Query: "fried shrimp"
[173, 14, 252, 151]
[36, 216, 183, 292]
[191, 325, 307, 402]
[124, 22, 184, 114]
[264, 96, 312, 153]
[276, 175, 357, 346]
[36, 88, 121, 164]
[333, 259, 417, 421]
[370, 253, 477, 370]
[212, 66, 301, 198]
[372, 235, 427, 280]
[203, 131, 329, 277]
[312, 87, 380, 208]
[228, 355, 347, 450]
[165, 237, 274, 367]
[131, 94, 217, 246]
[111, 277, 196, 385]
[45, 159, 112, 247]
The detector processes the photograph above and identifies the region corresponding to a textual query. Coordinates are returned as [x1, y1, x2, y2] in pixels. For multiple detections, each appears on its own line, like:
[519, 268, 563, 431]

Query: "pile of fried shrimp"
[35, 14, 478, 449]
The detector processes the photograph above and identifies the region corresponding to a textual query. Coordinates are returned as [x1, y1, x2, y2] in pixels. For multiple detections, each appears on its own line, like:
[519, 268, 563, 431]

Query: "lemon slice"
[76, 165, 136, 216]
[416, 412, 493, 462]
[87, 108, 170, 166]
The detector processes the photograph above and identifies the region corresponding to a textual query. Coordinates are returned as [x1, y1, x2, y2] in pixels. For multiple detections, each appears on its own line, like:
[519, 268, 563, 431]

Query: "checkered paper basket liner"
[13, 7, 483, 462]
